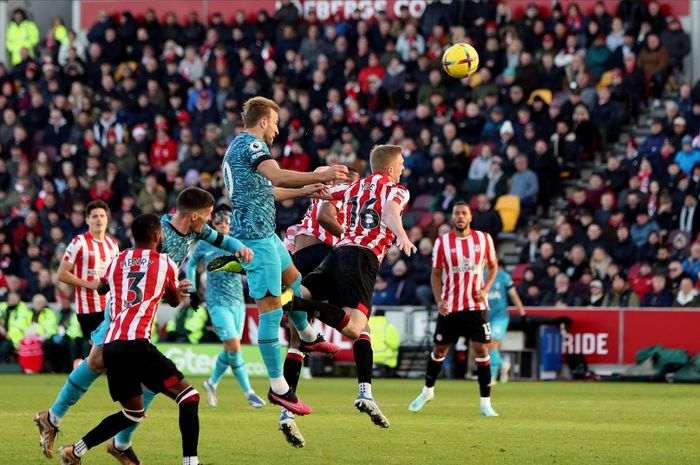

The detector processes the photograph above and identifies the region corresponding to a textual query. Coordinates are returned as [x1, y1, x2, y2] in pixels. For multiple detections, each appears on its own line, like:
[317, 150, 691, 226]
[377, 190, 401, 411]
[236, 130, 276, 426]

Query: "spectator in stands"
[518, 224, 542, 264]
[542, 273, 580, 307]
[588, 279, 605, 307]
[0, 292, 29, 362]
[660, 17, 690, 79]
[675, 135, 700, 176]
[509, 154, 539, 214]
[603, 273, 640, 307]
[631, 212, 660, 248]
[628, 261, 655, 301]
[681, 243, 700, 281]
[470, 194, 503, 242]
[637, 33, 669, 106]
[673, 277, 700, 307]
[6, 8, 40, 66]
[641, 275, 673, 307]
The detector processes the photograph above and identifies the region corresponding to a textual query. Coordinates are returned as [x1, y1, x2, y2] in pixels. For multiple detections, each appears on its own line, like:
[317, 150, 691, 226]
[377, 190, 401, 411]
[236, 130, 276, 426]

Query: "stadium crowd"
[1, 0, 700, 369]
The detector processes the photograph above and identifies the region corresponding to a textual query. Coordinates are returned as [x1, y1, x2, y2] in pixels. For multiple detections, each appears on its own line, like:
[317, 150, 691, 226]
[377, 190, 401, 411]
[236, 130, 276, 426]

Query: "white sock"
[73, 440, 87, 457]
[48, 410, 61, 426]
[422, 386, 434, 397]
[270, 376, 290, 394]
[245, 390, 255, 396]
[207, 378, 217, 388]
[297, 325, 317, 343]
[359, 382, 373, 398]
[480, 397, 492, 409]
[114, 439, 131, 451]
[183, 456, 199, 465]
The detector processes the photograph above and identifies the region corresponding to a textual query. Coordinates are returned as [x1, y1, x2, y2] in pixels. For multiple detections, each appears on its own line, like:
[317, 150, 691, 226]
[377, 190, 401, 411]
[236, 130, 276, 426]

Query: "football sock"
[288, 310, 316, 343]
[73, 440, 87, 457]
[489, 348, 502, 380]
[289, 273, 303, 297]
[227, 351, 252, 394]
[183, 457, 199, 465]
[114, 389, 155, 448]
[422, 385, 434, 397]
[50, 359, 101, 421]
[480, 397, 493, 409]
[292, 296, 349, 329]
[178, 396, 199, 458]
[283, 349, 305, 392]
[258, 309, 288, 392]
[354, 332, 373, 395]
[475, 355, 492, 398]
[209, 351, 229, 386]
[82, 411, 138, 451]
[425, 353, 445, 388]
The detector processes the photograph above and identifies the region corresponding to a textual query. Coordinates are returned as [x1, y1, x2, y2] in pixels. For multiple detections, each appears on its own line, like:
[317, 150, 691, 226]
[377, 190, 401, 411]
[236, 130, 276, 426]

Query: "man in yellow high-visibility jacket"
[6, 8, 39, 65]
[368, 309, 401, 377]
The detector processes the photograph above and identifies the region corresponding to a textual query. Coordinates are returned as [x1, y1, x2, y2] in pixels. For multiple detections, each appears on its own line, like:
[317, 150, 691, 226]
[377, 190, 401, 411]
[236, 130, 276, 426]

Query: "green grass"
[4, 375, 699, 465]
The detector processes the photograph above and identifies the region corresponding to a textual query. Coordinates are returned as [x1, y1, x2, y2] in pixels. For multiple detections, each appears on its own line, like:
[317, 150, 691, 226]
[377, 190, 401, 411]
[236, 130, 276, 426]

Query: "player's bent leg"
[37, 344, 106, 458]
[352, 327, 389, 428]
[111, 387, 155, 461]
[59, 396, 144, 464]
[207, 254, 245, 274]
[489, 339, 502, 384]
[282, 264, 340, 355]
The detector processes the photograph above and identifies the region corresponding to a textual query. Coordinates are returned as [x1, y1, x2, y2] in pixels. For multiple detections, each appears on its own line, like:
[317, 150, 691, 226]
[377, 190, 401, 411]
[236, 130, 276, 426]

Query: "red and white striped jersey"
[331, 174, 410, 262]
[103, 249, 178, 343]
[432, 229, 497, 312]
[292, 198, 344, 246]
[62, 232, 119, 314]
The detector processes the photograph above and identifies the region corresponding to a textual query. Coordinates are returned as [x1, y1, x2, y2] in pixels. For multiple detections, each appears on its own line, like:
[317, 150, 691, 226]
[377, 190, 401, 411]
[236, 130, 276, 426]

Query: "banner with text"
[510, 307, 700, 365]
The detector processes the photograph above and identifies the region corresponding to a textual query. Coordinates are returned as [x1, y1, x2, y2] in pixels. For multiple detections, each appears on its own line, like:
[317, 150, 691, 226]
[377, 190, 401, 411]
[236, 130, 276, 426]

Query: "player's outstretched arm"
[383, 201, 416, 256]
[318, 202, 344, 238]
[199, 224, 253, 263]
[257, 159, 348, 188]
[184, 243, 204, 292]
[273, 184, 328, 202]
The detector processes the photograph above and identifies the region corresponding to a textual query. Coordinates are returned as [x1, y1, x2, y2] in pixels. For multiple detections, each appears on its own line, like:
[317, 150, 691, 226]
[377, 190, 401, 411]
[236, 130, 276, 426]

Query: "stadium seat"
[511, 263, 529, 286]
[494, 195, 521, 233]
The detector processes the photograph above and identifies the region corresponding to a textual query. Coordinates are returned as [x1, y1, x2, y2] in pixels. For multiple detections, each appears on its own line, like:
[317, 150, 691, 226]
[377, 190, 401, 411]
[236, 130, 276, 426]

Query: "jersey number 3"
[349, 197, 379, 229]
[126, 271, 145, 305]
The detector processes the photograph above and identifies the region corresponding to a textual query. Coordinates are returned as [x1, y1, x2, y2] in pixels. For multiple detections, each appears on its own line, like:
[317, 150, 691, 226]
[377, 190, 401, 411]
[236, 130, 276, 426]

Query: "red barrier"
[511, 307, 700, 365]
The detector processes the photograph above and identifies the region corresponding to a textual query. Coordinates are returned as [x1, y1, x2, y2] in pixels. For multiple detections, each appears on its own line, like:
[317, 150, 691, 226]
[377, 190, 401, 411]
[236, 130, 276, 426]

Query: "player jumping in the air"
[187, 205, 266, 409]
[58, 213, 201, 465]
[36, 188, 252, 464]
[213, 96, 348, 415]
[274, 144, 416, 428]
[277, 166, 360, 447]
[408, 202, 500, 416]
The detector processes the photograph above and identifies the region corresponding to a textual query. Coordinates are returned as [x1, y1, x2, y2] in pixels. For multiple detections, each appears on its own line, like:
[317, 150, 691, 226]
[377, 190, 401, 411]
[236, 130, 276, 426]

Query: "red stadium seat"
[627, 263, 641, 279]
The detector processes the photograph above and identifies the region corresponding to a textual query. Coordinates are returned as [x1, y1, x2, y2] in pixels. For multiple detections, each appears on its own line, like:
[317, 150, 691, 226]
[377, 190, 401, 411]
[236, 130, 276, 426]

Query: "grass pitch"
[3, 375, 699, 465]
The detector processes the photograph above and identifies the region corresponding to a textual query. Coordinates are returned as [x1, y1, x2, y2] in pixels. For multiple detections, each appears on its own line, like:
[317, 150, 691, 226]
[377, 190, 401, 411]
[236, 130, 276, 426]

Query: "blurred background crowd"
[1, 0, 700, 369]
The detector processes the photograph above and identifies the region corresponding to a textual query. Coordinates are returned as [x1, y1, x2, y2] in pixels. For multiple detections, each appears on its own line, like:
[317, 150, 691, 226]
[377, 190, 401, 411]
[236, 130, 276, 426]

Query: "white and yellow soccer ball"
[442, 43, 480, 79]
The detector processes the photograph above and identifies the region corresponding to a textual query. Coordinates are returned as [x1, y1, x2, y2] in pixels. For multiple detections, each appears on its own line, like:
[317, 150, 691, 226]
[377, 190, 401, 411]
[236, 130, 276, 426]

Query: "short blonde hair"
[242, 97, 280, 128]
[369, 144, 403, 173]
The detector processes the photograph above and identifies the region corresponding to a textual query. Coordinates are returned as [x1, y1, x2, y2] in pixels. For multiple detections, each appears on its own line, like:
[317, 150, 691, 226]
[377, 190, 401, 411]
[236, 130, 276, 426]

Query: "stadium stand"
[0, 0, 698, 370]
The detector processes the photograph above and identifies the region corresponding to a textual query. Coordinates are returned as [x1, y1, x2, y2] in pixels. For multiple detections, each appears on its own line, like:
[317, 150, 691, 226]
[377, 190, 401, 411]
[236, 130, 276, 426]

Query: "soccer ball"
[442, 43, 480, 79]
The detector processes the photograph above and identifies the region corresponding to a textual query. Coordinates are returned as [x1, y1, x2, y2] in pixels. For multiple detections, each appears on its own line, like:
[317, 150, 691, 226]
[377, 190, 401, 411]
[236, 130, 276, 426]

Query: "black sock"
[353, 334, 373, 385]
[283, 351, 304, 392]
[477, 363, 491, 398]
[179, 402, 199, 457]
[292, 296, 349, 329]
[83, 412, 137, 449]
[425, 354, 445, 388]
